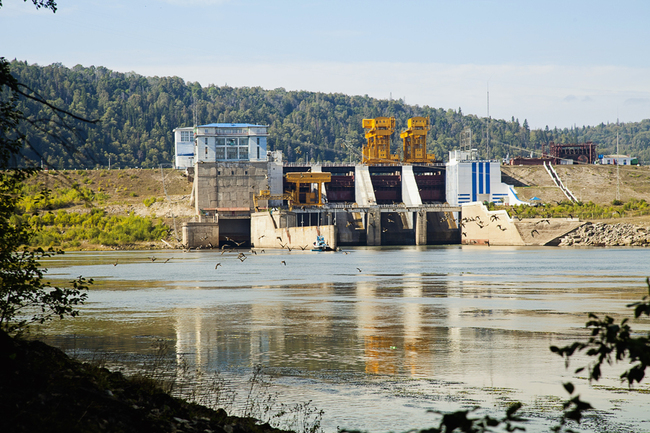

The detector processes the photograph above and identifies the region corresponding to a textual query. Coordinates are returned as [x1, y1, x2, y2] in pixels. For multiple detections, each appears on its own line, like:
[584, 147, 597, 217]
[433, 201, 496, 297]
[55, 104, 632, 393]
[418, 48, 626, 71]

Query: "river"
[37, 246, 650, 432]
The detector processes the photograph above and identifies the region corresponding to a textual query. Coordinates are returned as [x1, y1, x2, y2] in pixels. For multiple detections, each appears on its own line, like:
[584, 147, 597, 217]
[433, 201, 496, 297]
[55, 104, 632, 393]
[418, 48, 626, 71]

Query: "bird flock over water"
[108, 238, 363, 273]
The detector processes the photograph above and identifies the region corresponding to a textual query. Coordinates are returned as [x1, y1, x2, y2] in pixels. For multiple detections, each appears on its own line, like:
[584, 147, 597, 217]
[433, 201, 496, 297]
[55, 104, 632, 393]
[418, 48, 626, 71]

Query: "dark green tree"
[1, 1, 92, 335]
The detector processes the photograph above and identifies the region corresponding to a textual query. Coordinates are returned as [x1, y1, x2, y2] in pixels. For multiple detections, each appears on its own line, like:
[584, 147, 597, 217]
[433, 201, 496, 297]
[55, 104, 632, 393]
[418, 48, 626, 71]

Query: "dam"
[179, 118, 581, 249]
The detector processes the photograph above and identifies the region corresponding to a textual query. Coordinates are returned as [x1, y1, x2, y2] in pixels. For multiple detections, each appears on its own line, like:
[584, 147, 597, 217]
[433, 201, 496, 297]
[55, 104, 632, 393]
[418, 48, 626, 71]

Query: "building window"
[216, 138, 226, 146]
[204, 137, 208, 145]
[204, 146, 208, 156]
[226, 138, 237, 146]
[227, 147, 238, 159]
[215, 147, 225, 159]
[239, 147, 249, 160]
[239, 137, 248, 146]
[180, 131, 192, 142]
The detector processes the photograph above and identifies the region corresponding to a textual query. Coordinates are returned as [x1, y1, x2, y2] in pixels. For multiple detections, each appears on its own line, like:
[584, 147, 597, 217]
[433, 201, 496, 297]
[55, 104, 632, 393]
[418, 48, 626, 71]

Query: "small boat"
[311, 235, 334, 252]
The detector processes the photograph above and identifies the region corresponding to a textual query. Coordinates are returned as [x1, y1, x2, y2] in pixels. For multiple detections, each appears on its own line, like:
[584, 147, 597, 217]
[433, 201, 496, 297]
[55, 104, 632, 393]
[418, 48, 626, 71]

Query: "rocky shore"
[0, 331, 290, 433]
[559, 222, 650, 247]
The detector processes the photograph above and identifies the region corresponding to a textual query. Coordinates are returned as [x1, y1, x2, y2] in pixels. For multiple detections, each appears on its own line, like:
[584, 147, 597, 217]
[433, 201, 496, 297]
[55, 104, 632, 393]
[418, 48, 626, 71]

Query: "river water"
[37, 246, 650, 432]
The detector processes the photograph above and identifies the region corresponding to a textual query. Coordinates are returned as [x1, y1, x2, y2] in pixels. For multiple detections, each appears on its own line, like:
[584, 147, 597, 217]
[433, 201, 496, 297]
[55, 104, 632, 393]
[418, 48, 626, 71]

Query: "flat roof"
[198, 123, 267, 128]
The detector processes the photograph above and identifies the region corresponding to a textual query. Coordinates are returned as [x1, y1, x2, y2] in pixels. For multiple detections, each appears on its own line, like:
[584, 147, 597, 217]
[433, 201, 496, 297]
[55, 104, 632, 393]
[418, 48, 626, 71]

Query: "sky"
[2, 0, 650, 129]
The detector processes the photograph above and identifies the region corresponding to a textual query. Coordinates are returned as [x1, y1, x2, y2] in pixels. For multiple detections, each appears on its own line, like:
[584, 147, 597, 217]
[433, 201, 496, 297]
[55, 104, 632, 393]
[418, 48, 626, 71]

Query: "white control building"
[445, 149, 527, 206]
[173, 123, 269, 169]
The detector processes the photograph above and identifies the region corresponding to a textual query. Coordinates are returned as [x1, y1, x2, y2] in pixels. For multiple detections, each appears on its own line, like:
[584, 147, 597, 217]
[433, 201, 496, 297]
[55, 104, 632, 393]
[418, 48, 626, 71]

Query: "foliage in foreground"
[382, 278, 650, 433]
[0, 170, 92, 335]
[0, 51, 92, 334]
[550, 277, 650, 432]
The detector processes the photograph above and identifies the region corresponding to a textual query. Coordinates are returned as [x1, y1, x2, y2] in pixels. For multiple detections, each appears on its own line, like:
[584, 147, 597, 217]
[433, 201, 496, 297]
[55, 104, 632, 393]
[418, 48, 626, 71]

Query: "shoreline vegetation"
[16, 167, 650, 251]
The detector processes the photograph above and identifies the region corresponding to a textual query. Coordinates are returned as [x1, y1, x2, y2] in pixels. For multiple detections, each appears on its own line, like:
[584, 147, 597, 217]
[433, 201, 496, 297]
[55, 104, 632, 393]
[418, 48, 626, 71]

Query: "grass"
[90, 339, 325, 433]
[488, 198, 650, 220]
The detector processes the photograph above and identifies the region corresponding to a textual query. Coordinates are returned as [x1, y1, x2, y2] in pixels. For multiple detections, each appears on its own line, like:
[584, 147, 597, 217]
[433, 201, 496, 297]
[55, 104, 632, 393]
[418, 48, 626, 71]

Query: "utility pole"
[616, 118, 620, 202]
[486, 84, 490, 160]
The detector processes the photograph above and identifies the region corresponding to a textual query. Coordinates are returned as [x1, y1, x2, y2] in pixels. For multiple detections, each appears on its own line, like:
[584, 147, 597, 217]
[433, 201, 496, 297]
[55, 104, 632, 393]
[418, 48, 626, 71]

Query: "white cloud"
[129, 60, 649, 129]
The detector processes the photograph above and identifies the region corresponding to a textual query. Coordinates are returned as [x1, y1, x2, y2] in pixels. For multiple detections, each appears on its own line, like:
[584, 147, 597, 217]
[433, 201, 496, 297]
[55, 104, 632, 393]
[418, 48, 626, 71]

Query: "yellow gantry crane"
[284, 172, 331, 207]
[361, 116, 437, 165]
[361, 117, 400, 165]
[400, 116, 437, 164]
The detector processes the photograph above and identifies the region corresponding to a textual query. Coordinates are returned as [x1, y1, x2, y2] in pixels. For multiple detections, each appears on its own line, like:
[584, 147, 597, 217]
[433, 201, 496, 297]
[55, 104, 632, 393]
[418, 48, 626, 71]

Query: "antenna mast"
[616, 118, 620, 201]
[486, 84, 490, 160]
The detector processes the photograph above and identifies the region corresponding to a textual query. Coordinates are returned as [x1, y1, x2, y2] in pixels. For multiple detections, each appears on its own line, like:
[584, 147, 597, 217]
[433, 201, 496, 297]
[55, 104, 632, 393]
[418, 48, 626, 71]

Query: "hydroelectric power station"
[177, 118, 581, 249]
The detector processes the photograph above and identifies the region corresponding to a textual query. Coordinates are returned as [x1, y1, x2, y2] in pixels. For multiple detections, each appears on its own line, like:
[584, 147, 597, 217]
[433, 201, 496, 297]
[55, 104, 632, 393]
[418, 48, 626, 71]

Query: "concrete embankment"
[559, 222, 650, 247]
[461, 202, 586, 246]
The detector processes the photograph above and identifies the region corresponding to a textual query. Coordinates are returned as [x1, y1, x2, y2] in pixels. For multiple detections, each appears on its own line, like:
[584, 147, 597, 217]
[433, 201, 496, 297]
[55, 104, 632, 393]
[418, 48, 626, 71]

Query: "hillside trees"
[8, 60, 650, 169]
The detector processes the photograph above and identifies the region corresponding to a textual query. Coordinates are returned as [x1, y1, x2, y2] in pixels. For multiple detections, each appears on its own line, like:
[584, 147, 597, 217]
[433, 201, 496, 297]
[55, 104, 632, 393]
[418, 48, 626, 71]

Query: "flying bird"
[215, 263, 222, 269]
[356, 267, 362, 272]
[490, 215, 500, 222]
[497, 225, 507, 231]
[150, 257, 157, 262]
[531, 229, 539, 237]
[277, 236, 283, 242]
[164, 257, 173, 263]
[281, 260, 286, 266]
[113, 260, 118, 266]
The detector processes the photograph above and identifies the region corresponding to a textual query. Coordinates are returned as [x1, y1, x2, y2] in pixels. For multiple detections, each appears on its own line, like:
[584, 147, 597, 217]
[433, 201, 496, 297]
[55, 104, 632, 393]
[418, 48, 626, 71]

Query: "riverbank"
[22, 166, 650, 250]
[559, 222, 650, 247]
[0, 330, 290, 433]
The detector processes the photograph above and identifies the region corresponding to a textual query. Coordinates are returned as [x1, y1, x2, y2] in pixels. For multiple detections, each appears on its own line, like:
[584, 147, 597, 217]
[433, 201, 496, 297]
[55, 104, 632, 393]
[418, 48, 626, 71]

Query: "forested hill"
[9, 60, 650, 168]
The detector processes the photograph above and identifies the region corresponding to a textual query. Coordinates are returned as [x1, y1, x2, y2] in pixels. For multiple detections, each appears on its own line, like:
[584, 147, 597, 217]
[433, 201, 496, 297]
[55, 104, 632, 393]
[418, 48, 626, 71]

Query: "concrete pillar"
[415, 210, 428, 245]
[182, 222, 219, 248]
[366, 208, 382, 246]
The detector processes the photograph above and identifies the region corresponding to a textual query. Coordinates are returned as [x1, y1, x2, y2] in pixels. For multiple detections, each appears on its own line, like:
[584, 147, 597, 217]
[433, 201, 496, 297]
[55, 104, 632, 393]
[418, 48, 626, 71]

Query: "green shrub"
[20, 209, 171, 248]
[143, 197, 156, 207]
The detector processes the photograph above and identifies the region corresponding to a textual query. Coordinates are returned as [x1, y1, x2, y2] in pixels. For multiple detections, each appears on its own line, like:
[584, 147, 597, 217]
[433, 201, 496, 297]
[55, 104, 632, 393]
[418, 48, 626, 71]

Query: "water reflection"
[39, 247, 650, 432]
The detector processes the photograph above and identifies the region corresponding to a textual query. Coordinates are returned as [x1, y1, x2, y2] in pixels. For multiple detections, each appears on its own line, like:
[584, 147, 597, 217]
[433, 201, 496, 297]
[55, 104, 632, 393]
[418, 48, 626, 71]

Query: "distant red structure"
[548, 142, 597, 164]
[508, 142, 597, 165]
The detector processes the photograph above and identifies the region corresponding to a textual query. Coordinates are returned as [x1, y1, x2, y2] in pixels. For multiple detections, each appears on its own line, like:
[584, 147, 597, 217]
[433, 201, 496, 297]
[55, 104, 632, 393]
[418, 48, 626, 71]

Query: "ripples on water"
[40, 246, 650, 432]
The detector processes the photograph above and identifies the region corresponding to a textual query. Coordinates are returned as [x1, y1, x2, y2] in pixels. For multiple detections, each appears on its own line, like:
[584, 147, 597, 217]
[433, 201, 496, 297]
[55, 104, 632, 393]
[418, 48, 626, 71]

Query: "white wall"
[446, 157, 511, 205]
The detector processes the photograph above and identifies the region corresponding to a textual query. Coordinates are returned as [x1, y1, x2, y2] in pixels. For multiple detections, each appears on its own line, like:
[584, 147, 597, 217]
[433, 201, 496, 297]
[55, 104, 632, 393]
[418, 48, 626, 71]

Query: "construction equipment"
[253, 190, 295, 211]
[362, 117, 400, 165]
[284, 172, 332, 207]
[400, 117, 437, 164]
